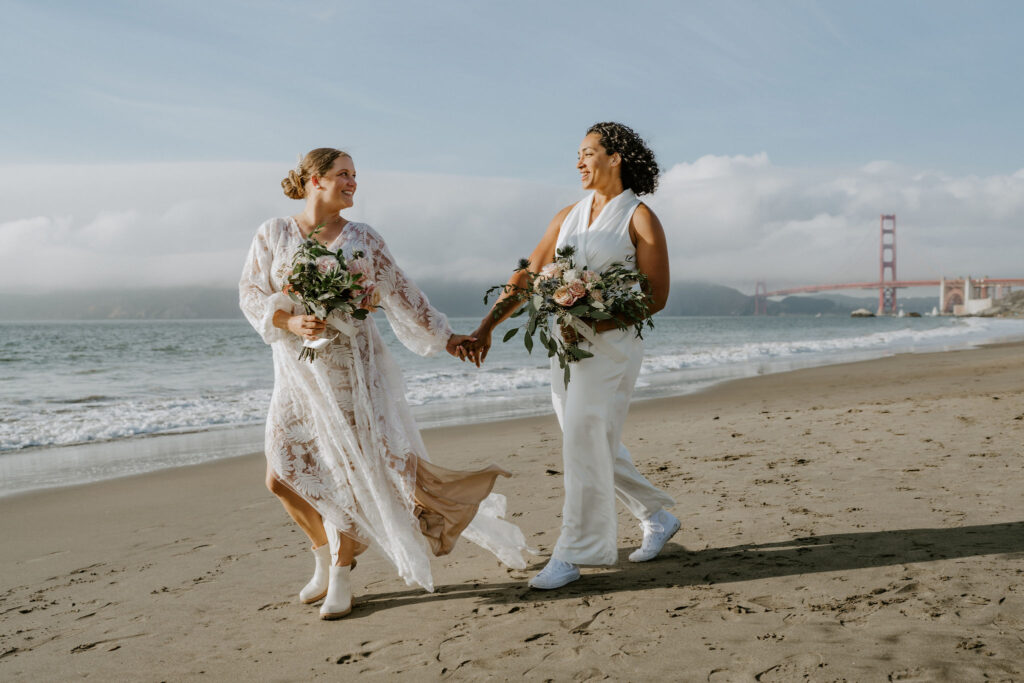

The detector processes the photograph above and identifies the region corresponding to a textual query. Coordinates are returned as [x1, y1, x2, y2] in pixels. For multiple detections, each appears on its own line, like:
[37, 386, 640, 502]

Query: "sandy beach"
[2, 343, 1023, 681]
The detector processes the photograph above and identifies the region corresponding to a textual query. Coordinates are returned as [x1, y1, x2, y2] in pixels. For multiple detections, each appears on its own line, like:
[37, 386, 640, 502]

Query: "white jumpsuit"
[550, 189, 676, 566]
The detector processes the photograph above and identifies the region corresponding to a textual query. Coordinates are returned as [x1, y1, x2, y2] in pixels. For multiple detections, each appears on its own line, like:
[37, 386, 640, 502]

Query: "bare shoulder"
[545, 203, 576, 235]
[633, 202, 660, 223]
[629, 203, 665, 242]
[554, 203, 575, 223]
[548, 201, 573, 228]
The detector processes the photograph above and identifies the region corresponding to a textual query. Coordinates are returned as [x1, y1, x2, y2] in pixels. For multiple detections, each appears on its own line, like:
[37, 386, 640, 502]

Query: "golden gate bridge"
[753, 215, 1024, 315]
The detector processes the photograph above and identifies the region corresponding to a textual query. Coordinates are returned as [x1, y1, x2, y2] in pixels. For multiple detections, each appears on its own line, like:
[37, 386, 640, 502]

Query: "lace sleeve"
[367, 227, 453, 356]
[239, 221, 294, 345]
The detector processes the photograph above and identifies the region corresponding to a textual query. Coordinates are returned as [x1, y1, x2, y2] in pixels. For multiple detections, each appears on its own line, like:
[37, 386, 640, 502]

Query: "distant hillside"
[662, 281, 754, 316]
[0, 282, 944, 320]
[0, 288, 245, 321]
[809, 293, 939, 315]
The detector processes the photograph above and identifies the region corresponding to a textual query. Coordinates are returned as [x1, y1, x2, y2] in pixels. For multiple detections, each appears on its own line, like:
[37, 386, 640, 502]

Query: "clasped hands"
[447, 320, 611, 368]
[446, 331, 488, 367]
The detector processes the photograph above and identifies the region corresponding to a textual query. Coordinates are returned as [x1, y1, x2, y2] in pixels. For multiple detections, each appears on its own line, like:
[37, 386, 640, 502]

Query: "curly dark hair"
[586, 122, 659, 196]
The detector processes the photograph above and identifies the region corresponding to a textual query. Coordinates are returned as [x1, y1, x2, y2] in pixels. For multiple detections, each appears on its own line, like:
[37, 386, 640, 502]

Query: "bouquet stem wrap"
[566, 315, 627, 364]
[299, 313, 360, 360]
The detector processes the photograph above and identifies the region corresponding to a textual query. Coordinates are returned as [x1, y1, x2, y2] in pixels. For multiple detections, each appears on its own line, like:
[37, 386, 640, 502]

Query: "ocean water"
[2, 314, 1024, 497]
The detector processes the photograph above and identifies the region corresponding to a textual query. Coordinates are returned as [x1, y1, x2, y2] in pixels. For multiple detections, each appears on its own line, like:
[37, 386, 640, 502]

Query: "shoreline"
[2, 341, 1023, 679]
[5, 329, 1024, 499]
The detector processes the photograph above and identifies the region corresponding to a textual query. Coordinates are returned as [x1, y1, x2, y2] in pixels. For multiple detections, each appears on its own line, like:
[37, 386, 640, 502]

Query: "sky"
[1, 0, 1022, 294]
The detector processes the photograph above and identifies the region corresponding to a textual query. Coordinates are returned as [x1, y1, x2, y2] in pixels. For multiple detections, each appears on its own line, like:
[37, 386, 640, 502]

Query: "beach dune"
[2, 344, 1023, 680]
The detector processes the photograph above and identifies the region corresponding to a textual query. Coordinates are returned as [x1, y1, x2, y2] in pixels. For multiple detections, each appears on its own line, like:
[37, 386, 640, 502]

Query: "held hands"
[456, 327, 492, 368]
[287, 314, 326, 341]
[450, 320, 616, 367]
[446, 334, 477, 362]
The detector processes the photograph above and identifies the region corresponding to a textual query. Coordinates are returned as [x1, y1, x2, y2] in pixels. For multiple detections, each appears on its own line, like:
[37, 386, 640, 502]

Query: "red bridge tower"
[878, 214, 897, 315]
[754, 281, 768, 315]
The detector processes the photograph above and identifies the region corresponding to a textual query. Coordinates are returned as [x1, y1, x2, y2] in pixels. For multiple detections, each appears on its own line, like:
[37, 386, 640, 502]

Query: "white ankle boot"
[299, 544, 331, 604]
[320, 565, 352, 620]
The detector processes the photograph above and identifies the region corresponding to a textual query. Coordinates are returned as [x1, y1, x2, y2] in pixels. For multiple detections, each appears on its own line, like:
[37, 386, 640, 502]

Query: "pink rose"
[361, 284, 381, 310]
[540, 263, 562, 280]
[582, 269, 600, 283]
[552, 285, 576, 306]
[553, 281, 586, 307]
[347, 257, 371, 284]
[316, 255, 340, 275]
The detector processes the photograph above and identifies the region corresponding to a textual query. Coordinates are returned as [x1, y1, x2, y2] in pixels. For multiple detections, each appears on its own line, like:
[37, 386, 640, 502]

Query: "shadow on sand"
[350, 521, 1024, 617]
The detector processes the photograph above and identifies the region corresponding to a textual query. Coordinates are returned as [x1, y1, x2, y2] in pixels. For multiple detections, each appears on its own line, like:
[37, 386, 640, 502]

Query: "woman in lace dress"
[239, 148, 530, 619]
[467, 123, 678, 590]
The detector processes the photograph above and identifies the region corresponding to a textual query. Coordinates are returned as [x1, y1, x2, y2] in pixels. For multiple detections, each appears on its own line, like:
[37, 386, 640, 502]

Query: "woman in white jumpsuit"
[467, 123, 679, 589]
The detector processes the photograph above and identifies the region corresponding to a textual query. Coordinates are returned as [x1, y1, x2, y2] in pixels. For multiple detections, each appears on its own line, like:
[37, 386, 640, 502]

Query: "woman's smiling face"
[576, 132, 619, 191]
[314, 155, 357, 210]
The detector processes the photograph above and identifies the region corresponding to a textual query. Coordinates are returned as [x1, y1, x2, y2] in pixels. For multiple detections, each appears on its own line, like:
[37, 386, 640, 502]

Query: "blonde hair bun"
[281, 169, 306, 199]
[281, 148, 350, 200]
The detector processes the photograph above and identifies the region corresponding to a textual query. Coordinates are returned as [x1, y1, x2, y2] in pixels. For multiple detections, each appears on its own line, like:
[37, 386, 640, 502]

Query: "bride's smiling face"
[576, 132, 619, 191]
[313, 155, 357, 210]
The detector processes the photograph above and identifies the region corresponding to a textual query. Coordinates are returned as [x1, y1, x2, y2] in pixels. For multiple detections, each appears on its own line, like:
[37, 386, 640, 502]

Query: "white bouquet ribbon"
[327, 311, 358, 338]
[301, 312, 359, 352]
[302, 335, 333, 352]
[566, 315, 627, 364]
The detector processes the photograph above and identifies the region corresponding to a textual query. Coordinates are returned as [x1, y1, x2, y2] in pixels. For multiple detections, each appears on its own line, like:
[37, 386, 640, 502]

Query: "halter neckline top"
[555, 189, 641, 274]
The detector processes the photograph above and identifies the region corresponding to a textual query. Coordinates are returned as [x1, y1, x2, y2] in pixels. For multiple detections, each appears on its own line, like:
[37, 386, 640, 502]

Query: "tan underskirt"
[413, 458, 511, 557]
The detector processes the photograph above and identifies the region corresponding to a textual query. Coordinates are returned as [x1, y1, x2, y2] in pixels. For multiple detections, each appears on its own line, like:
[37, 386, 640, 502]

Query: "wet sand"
[2, 343, 1023, 681]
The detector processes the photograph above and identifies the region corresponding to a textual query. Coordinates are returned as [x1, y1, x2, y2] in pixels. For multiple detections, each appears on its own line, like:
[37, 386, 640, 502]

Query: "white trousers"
[550, 329, 676, 565]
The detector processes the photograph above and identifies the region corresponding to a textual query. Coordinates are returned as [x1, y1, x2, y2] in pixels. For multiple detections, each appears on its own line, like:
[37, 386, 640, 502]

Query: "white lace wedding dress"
[240, 217, 530, 591]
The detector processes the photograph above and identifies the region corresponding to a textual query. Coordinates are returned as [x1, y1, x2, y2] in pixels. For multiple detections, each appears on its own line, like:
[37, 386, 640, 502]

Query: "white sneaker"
[299, 544, 331, 604]
[628, 509, 681, 562]
[528, 558, 581, 589]
[320, 565, 353, 620]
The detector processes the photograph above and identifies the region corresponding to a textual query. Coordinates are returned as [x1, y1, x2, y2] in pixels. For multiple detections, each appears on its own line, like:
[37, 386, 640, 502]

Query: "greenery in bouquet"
[485, 245, 654, 385]
[284, 224, 376, 361]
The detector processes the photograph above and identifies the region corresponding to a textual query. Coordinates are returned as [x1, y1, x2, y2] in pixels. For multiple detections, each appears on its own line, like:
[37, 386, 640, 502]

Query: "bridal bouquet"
[485, 245, 653, 385]
[284, 225, 377, 362]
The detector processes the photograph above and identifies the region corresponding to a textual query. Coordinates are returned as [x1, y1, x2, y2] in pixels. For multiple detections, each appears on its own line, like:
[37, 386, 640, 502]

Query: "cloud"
[1, 157, 1022, 294]
[647, 155, 1024, 289]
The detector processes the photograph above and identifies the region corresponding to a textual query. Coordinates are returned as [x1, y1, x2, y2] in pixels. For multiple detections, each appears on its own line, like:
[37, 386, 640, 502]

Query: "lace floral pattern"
[240, 218, 527, 590]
